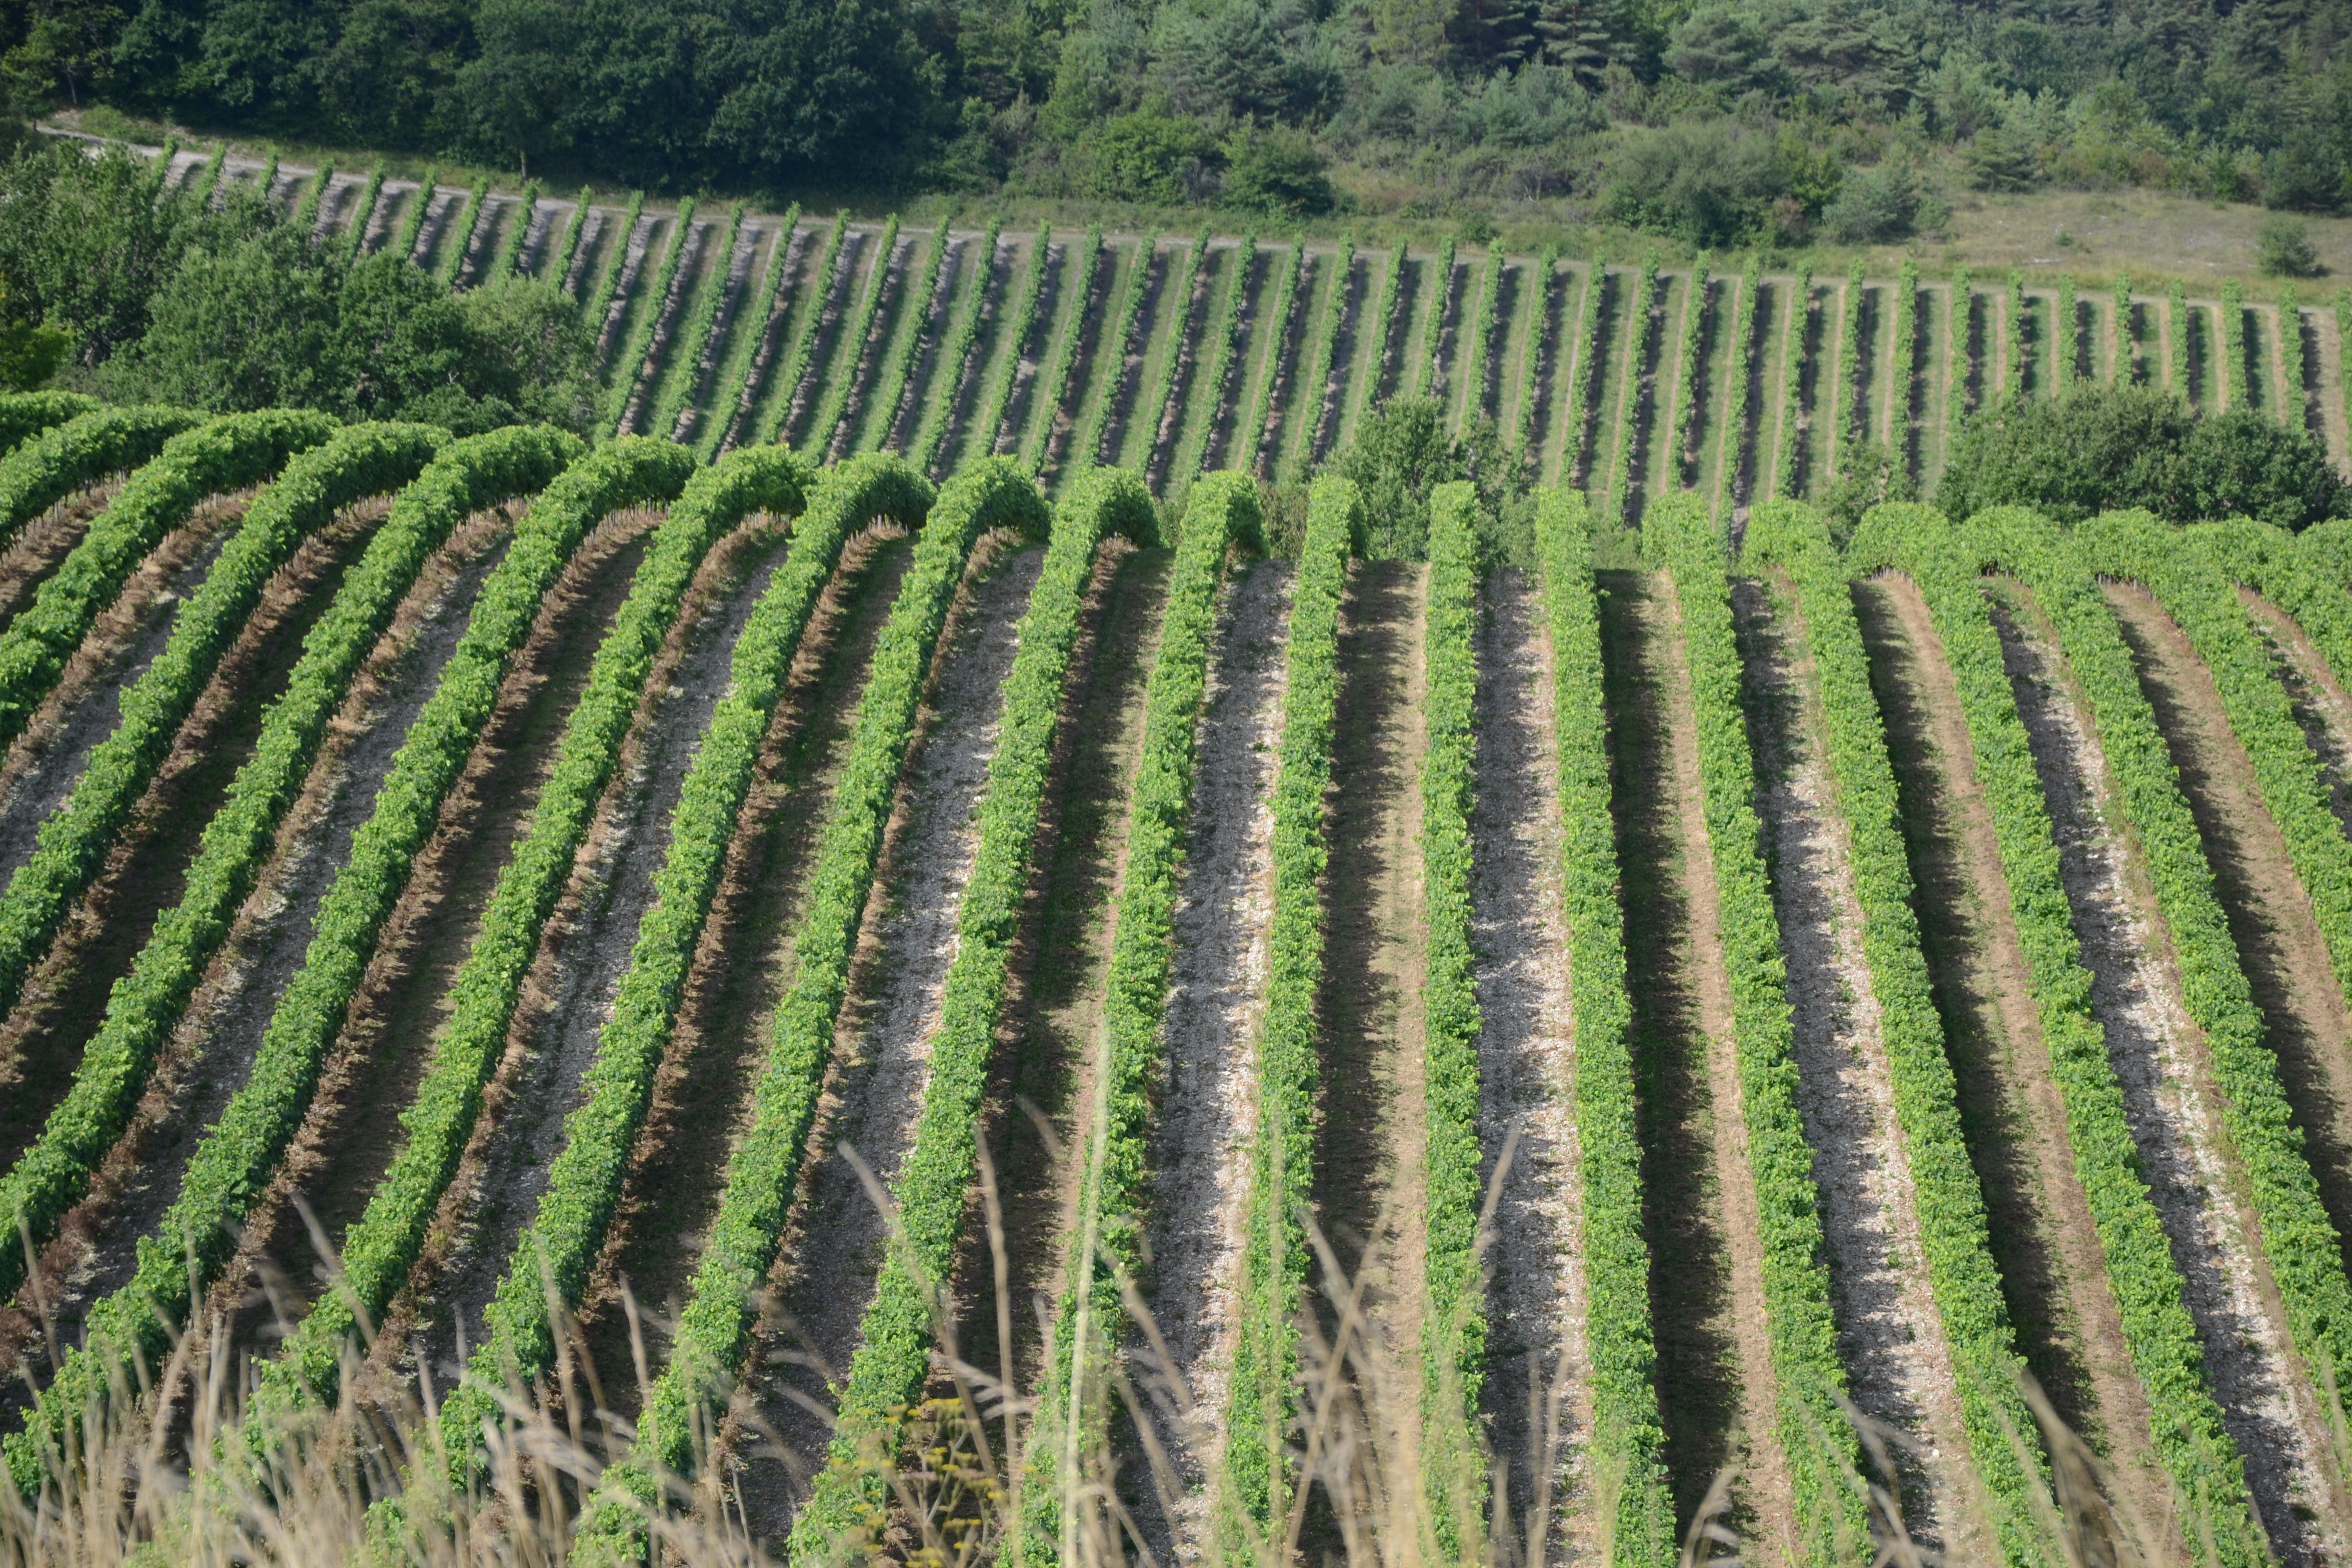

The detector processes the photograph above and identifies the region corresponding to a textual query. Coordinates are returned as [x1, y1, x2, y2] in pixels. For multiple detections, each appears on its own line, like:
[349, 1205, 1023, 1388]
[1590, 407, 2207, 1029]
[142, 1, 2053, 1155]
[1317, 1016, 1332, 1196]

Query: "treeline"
[6, 0, 2351, 235]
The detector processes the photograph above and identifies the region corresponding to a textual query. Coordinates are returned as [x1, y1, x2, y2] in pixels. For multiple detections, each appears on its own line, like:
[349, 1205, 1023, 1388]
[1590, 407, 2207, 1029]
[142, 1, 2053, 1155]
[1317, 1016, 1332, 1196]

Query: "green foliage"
[1530, 487, 1673, 1567]
[806, 212, 901, 458]
[1176, 231, 1256, 484]
[392, 170, 442, 265]
[1221, 125, 1334, 216]
[603, 196, 698, 434]
[863, 215, 951, 456]
[2112, 273, 2134, 383]
[0, 389, 101, 466]
[243, 444, 813, 1461]
[1462, 241, 1506, 425]
[1716, 252, 1760, 509]
[0, 421, 441, 1078]
[0, 141, 216, 365]
[2259, 217, 2323, 280]
[0, 426, 596, 1496]
[289, 162, 333, 235]
[1890, 258, 1919, 462]
[2170, 279, 2191, 398]
[341, 164, 385, 262]
[1776, 265, 1812, 498]
[1239, 238, 1304, 474]
[549, 188, 593, 288]
[1074, 231, 1160, 473]
[1845, 502, 2265, 1568]
[0, 408, 333, 754]
[1561, 255, 1608, 484]
[646, 204, 746, 444]
[914, 218, 1003, 476]
[1513, 245, 1557, 465]
[2281, 285, 2307, 426]
[1600, 119, 1817, 248]
[767, 212, 850, 450]
[971, 218, 1054, 464]
[1416, 233, 1456, 400]
[2006, 268, 2028, 401]
[580, 189, 645, 351]
[2055, 276, 2078, 394]
[1220, 474, 1354, 1555]
[1607, 251, 1659, 525]
[1418, 481, 1484, 1560]
[695, 205, 800, 460]
[1080, 108, 1222, 206]
[1740, 501, 2047, 1566]
[1364, 237, 1409, 413]
[1670, 253, 1709, 479]
[781, 467, 1151, 1568]
[1644, 492, 1864, 1567]
[0, 300, 68, 393]
[2221, 277, 2249, 411]
[1951, 266, 1975, 420]
[1937, 382, 2347, 529]
[1014, 471, 1260, 1568]
[553, 460, 1036, 1557]
[1027, 224, 1105, 471]
[1833, 257, 1865, 474]
[487, 180, 541, 281]
[1321, 395, 1463, 559]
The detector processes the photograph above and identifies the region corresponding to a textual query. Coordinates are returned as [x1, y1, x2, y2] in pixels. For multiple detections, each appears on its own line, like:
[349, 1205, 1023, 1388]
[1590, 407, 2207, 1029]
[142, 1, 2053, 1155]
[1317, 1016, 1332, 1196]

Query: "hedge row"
[1717, 254, 1760, 512]
[342, 165, 386, 261]
[2032, 509, 2352, 1431]
[1844, 503, 2263, 1567]
[1833, 258, 1865, 475]
[1559, 257, 1608, 484]
[1643, 492, 1862, 1566]
[766, 212, 851, 451]
[2220, 278, 2247, 411]
[1463, 243, 1506, 424]
[1418, 234, 1459, 400]
[418, 452, 934, 1509]
[2, 432, 663, 1498]
[865, 217, 952, 459]
[0, 391, 100, 462]
[2191, 515, 2352, 720]
[604, 198, 700, 433]
[694, 205, 802, 460]
[1515, 247, 1558, 464]
[1739, 502, 2046, 1567]
[561, 459, 1045, 1561]
[1026, 225, 1105, 473]
[0, 408, 338, 754]
[435, 178, 490, 288]
[1241, 239, 1305, 475]
[1530, 488, 1673, 1568]
[2005, 269, 2028, 400]
[1072, 231, 1159, 473]
[0, 426, 579, 1314]
[0, 422, 443, 1041]
[1890, 260, 1919, 462]
[1670, 253, 1709, 479]
[1219, 475, 1356, 1557]
[1775, 266, 1812, 500]
[242, 444, 815, 1461]
[582, 191, 649, 358]
[1180, 232, 1257, 485]
[0, 403, 204, 551]
[914, 219, 1006, 476]
[646, 202, 746, 443]
[780, 466, 1154, 1568]
[1606, 253, 1659, 525]
[972, 219, 1056, 465]
[807, 213, 903, 458]
[2055, 276, 2079, 395]
[1013, 471, 1261, 1568]
[1418, 481, 1486, 1560]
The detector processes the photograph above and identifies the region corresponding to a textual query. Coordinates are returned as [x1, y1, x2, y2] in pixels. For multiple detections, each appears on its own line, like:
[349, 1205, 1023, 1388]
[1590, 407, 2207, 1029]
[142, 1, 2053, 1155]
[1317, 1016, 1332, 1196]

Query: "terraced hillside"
[100, 137, 2352, 521]
[9, 137, 2352, 1568]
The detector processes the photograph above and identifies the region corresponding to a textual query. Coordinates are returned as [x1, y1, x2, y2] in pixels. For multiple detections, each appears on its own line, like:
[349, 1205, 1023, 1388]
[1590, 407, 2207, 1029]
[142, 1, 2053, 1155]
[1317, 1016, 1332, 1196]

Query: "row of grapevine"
[693, 206, 800, 458]
[1178, 232, 1257, 482]
[1134, 231, 1209, 480]
[605, 198, 701, 433]
[1715, 255, 1760, 513]
[914, 220, 1006, 475]
[1071, 231, 1158, 473]
[807, 214, 903, 459]
[1558, 257, 1608, 484]
[762, 212, 851, 450]
[1239, 239, 1304, 475]
[1668, 253, 1708, 483]
[1462, 242, 1506, 425]
[865, 217, 954, 457]
[1513, 247, 1558, 462]
[1605, 254, 1659, 525]
[4, 434, 671, 1496]
[1642, 493, 1864, 1565]
[1417, 234, 1458, 400]
[241, 444, 815, 1462]
[645, 203, 748, 443]
[1293, 235, 1354, 475]
[1025, 225, 1106, 473]
[1775, 266, 1813, 500]
[971, 220, 1056, 467]
[1014, 471, 1262, 1568]
[1739, 502, 2046, 1564]
[1832, 259, 1865, 476]
[0, 403, 201, 551]
[1218, 474, 1357, 1552]
[0, 391, 100, 463]
[1844, 503, 2265, 1566]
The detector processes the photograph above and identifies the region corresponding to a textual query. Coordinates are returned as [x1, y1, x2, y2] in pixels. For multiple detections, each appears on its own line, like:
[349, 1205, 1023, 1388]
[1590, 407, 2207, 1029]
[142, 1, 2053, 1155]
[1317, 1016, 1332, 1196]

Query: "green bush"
[1013, 471, 1261, 1568]
[1221, 126, 1335, 217]
[242, 443, 815, 1460]
[2258, 217, 2322, 280]
[1082, 108, 1222, 207]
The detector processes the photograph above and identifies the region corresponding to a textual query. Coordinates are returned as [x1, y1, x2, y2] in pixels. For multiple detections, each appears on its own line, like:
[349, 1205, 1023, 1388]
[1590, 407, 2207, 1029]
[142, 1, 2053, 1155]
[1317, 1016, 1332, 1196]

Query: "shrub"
[2258, 216, 2323, 279]
[1321, 394, 1459, 559]
[1820, 161, 1927, 242]
[2180, 407, 2347, 527]
[1223, 126, 1335, 216]
[1083, 108, 1222, 206]
[1601, 118, 1789, 246]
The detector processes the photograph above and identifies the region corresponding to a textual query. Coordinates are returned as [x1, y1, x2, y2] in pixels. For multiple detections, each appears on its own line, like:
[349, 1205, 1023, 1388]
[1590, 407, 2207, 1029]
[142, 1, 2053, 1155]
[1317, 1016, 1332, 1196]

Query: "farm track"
[1732, 577, 1981, 1555]
[1311, 558, 1431, 1532]
[216, 509, 674, 1367]
[976, 545, 1169, 1389]
[397, 519, 790, 1393]
[723, 543, 1044, 1539]
[1597, 566, 1793, 1555]
[0, 505, 378, 1170]
[573, 529, 916, 1422]
[1133, 558, 1291, 1566]
[1992, 581, 2345, 1562]
[0, 514, 517, 1404]
[1850, 571, 2176, 1532]
[1468, 569, 1589, 1550]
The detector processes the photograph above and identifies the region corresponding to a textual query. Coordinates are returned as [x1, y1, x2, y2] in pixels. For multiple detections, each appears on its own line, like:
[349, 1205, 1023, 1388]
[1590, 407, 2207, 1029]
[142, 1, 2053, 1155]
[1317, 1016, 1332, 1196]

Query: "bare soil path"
[1468, 569, 1590, 1557]
[1851, 572, 2175, 1540]
[1309, 558, 1431, 1541]
[1735, 577, 1983, 1556]
[0, 507, 376, 1165]
[724, 543, 1043, 1540]
[0, 516, 514, 1400]
[1992, 582, 2344, 1564]
[573, 530, 916, 1423]
[1132, 558, 1291, 1566]
[1599, 567, 1792, 1555]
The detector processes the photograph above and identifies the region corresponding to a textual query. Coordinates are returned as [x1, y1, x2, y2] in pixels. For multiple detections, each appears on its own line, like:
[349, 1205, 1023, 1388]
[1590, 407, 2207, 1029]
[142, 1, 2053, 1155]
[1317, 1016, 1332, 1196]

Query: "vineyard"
[8, 134, 2352, 1568]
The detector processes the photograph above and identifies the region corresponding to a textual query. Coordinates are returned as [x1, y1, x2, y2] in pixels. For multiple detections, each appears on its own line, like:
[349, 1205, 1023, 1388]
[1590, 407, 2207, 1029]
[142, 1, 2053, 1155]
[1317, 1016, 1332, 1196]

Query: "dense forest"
[3, 0, 2349, 233]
